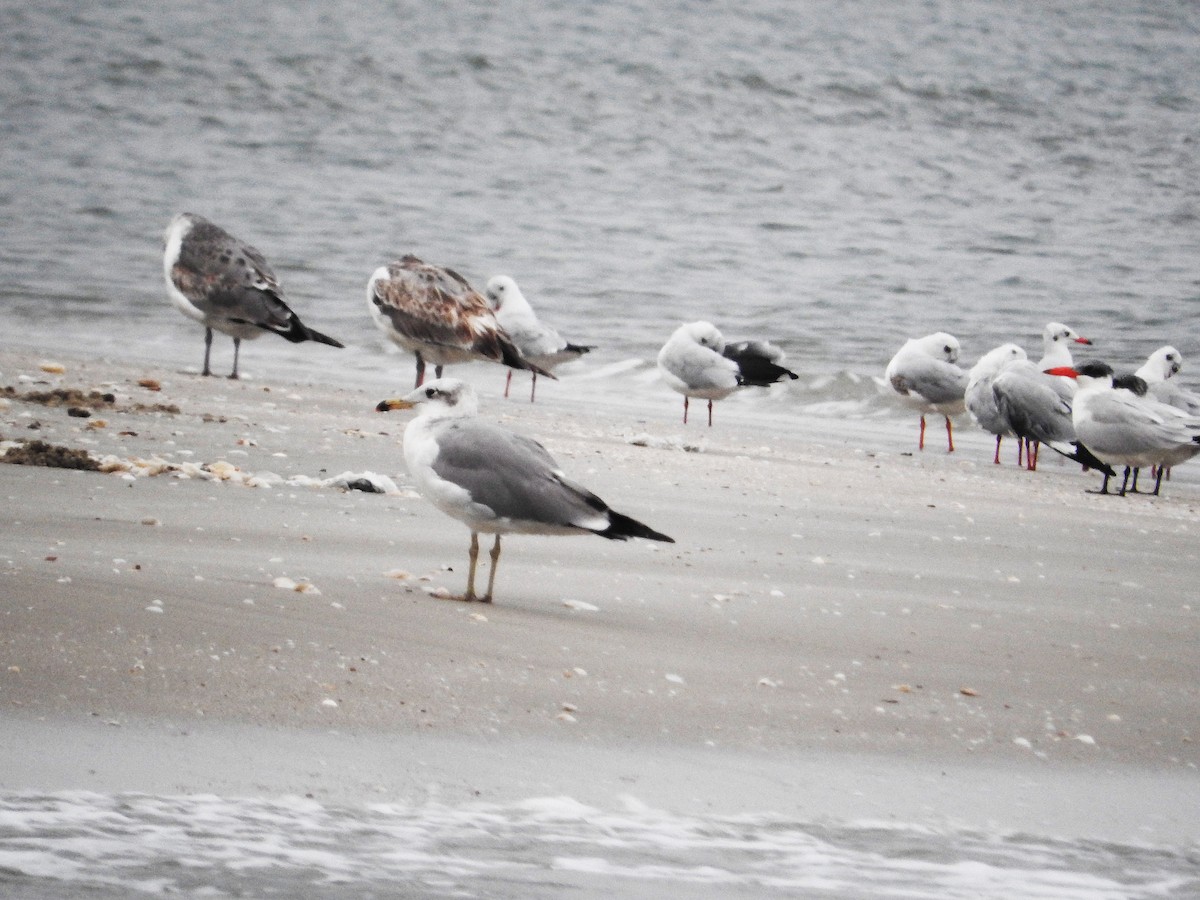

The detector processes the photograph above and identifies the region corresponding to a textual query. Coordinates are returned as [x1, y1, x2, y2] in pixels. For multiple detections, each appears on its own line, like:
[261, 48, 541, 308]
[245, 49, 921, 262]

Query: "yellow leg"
[463, 532, 480, 602]
[482, 535, 501, 603]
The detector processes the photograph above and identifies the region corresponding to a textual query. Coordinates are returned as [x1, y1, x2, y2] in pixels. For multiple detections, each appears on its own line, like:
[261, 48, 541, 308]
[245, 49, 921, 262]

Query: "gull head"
[679, 320, 725, 353]
[485, 275, 525, 313]
[1044, 322, 1092, 348]
[912, 332, 960, 364]
[376, 378, 479, 418]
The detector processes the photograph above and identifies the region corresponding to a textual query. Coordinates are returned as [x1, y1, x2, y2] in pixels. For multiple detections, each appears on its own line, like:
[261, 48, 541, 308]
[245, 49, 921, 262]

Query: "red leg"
[945, 416, 954, 452]
[918, 414, 926, 450]
[994, 435, 1002, 465]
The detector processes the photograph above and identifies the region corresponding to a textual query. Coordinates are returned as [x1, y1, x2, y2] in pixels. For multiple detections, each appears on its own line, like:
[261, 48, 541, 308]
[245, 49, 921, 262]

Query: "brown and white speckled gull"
[367, 255, 551, 389]
[162, 212, 344, 379]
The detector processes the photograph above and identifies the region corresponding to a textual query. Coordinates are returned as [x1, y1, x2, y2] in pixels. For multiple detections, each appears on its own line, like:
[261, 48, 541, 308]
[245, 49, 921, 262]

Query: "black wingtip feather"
[599, 510, 674, 543]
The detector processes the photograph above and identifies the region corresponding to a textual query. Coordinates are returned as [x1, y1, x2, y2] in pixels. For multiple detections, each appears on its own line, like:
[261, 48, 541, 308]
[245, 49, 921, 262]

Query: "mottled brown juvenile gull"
[377, 378, 673, 603]
[162, 213, 344, 379]
[367, 256, 550, 388]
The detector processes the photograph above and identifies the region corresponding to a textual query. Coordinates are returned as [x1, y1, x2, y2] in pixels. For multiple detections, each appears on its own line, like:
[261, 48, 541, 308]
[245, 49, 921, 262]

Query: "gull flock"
[163, 214, 1200, 599]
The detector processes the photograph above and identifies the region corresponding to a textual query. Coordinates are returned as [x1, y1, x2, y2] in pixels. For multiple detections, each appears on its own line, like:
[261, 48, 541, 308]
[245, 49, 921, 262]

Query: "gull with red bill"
[1046, 361, 1200, 496]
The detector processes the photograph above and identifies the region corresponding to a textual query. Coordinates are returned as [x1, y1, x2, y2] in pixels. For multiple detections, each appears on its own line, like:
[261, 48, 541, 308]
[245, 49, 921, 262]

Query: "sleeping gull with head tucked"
[367, 256, 551, 388]
[657, 321, 798, 426]
[162, 213, 344, 379]
[882, 332, 968, 451]
[485, 275, 594, 401]
[376, 378, 674, 603]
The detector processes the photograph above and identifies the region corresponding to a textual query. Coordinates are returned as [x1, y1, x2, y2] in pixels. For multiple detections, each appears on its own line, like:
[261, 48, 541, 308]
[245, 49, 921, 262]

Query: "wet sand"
[1, 348, 1197, 844]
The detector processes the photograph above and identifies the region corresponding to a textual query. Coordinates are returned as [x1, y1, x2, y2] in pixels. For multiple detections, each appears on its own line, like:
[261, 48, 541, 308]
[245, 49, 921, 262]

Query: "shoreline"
[1, 348, 1198, 847]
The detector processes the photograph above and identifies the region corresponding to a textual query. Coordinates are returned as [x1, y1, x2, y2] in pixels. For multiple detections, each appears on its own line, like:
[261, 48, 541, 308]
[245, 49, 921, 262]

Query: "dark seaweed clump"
[1, 439, 100, 471]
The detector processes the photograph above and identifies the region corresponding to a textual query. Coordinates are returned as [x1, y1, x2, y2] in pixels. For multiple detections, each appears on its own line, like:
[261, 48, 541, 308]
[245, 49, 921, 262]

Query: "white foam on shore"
[0, 790, 1191, 899]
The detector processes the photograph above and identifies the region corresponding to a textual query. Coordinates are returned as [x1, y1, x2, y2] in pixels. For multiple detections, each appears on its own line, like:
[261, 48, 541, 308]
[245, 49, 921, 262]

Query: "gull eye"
[943, 345, 952, 354]
[425, 388, 436, 398]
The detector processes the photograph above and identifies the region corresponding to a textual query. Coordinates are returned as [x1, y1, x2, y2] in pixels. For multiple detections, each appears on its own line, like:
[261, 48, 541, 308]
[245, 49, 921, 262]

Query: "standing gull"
[657, 321, 798, 426]
[882, 332, 968, 451]
[376, 379, 674, 603]
[485, 275, 595, 401]
[990, 321, 1094, 469]
[1050, 361, 1200, 496]
[367, 256, 550, 388]
[965, 343, 1027, 464]
[162, 213, 344, 379]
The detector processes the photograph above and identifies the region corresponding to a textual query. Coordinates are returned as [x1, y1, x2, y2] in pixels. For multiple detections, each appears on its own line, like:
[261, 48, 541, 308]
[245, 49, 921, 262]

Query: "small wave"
[0, 792, 1192, 899]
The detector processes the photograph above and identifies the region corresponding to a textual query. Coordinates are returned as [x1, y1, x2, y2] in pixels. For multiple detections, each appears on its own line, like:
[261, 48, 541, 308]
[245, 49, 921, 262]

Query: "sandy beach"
[2, 347, 1198, 851]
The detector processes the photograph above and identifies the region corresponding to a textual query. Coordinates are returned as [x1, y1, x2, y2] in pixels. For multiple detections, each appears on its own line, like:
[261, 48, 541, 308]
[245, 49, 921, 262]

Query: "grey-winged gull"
[657, 321, 798, 426]
[485, 275, 594, 402]
[376, 378, 673, 603]
[1051, 361, 1200, 496]
[882, 332, 968, 451]
[162, 213, 344, 379]
[367, 256, 551, 388]
[965, 342, 1027, 464]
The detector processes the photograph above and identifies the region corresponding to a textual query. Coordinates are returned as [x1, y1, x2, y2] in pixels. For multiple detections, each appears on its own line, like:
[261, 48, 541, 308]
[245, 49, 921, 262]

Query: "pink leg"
[918, 414, 926, 450]
[945, 416, 955, 452]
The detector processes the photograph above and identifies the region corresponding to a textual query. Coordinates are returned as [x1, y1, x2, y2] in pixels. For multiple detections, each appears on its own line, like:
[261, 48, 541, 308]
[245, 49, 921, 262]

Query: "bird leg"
[1026, 439, 1040, 472]
[1089, 471, 1113, 495]
[530, 372, 538, 403]
[1017, 437, 1024, 467]
[1153, 467, 1166, 496]
[918, 414, 926, 450]
[682, 396, 689, 424]
[482, 535, 501, 603]
[202, 327, 214, 377]
[504, 369, 513, 398]
[1118, 466, 1132, 497]
[414, 354, 426, 388]
[1129, 468, 1142, 494]
[993, 435, 1002, 465]
[229, 337, 242, 380]
[461, 531, 481, 602]
[944, 416, 955, 452]
[434, 364, 444, 379]
[707, 399, 714, 427]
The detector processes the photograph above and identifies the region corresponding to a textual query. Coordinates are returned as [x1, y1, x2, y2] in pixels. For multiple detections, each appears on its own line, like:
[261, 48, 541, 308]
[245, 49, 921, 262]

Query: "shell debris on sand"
[273, 576, 321, 594]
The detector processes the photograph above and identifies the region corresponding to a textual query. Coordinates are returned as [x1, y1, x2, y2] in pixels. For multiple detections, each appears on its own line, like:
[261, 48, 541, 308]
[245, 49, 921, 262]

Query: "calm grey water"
[2, 1, 1199, 895]
[2, 0, 1197, 399]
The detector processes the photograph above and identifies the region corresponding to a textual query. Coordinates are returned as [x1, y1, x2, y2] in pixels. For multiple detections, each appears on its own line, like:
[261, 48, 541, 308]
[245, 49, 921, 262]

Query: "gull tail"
[1043, 441, 1117, 477]
[599, 510, 675, 543]
[497, 336, 556, 380]
[280, 316, 345, 348]
[735, 359, 799, 387]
